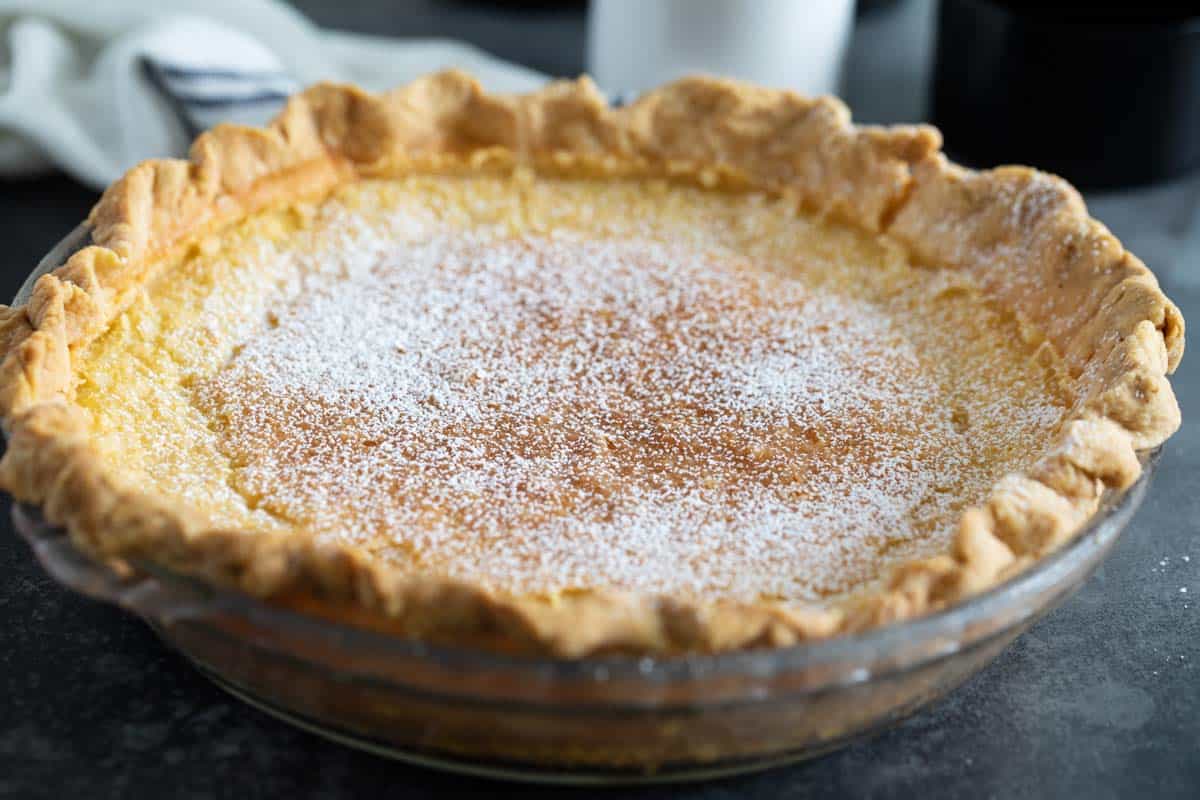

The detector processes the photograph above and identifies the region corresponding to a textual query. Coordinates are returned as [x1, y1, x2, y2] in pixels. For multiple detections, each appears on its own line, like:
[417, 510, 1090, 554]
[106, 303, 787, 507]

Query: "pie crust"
[0, 71, 1183, 656]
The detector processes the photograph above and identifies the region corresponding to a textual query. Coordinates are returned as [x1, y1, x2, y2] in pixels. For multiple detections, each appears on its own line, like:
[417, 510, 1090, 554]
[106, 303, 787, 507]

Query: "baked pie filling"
[75, 176, 1069, 606]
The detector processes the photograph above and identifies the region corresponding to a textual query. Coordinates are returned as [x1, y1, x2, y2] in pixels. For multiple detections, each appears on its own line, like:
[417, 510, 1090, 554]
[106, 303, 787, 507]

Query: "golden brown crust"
[0, 71, 1183, 656]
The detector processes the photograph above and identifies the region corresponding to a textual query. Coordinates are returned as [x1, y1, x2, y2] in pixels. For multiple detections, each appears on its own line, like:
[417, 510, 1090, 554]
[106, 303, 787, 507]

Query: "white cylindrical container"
[587, 0, 856, 98]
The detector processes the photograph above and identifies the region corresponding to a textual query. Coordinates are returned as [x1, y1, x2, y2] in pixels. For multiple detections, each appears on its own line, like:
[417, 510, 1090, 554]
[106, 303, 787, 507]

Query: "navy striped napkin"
[141, 56, 300, 140]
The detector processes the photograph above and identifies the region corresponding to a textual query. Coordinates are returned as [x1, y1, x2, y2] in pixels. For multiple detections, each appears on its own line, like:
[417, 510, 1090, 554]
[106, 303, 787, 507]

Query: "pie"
[0, 71, 1183, 656]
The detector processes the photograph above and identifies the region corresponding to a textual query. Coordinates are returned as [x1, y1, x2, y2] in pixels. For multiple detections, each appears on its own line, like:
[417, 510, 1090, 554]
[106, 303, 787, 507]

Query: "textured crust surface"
[0, 71, 1184, 656]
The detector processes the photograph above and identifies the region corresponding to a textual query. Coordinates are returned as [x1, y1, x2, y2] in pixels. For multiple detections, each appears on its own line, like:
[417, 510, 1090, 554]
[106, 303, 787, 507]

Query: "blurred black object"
[932, 1, 1200, 189]
[857, 0, 903, 16]
[447, 0, 584, 8]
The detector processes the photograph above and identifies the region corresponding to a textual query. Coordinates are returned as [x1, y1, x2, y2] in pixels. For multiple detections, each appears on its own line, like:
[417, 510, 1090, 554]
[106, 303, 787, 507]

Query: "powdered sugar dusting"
[189, 204, 1064, 603]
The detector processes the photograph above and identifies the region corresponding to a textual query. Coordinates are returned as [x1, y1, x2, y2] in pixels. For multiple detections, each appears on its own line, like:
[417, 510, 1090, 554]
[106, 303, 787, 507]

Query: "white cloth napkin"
[0, 0, 548, 189]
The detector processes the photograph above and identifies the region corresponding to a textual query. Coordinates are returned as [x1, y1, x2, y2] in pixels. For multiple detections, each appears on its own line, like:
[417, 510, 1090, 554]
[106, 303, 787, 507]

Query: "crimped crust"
[0, 71, 1184, 656]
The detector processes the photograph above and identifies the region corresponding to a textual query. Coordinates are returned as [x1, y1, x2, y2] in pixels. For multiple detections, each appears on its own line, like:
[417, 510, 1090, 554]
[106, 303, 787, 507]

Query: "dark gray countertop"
[1, 2, 1197, 797]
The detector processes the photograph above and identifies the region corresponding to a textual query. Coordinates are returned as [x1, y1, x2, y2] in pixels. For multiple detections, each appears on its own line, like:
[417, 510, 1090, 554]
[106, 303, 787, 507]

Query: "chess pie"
[0, 72, 1183, 656]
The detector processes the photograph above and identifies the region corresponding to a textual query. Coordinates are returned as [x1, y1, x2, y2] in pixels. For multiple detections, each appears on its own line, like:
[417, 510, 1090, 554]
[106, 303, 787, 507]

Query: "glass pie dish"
[6, 224, 1164, 784]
